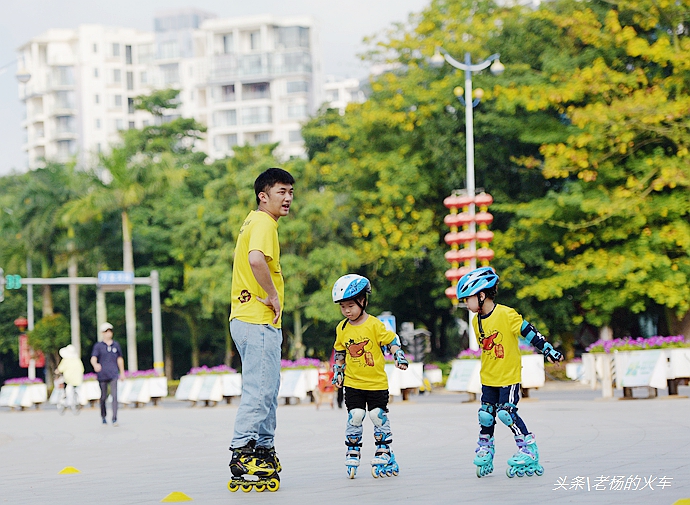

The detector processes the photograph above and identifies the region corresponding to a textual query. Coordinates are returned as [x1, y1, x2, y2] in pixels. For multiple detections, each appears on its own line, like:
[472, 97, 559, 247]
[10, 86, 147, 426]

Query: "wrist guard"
[394, 349, 408, 367]
[332, 363, 345, 386]
[542, 342, 563, 363]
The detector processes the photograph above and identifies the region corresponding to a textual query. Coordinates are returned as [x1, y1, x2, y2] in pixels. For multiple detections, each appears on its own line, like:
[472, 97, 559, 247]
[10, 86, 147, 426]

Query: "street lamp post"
[433, 48, 504, 350]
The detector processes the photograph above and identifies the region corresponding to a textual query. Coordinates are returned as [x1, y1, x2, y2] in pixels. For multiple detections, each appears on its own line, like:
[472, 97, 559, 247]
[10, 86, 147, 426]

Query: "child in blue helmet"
[456, 267, 563, 479]
[331, 274, 409, 479]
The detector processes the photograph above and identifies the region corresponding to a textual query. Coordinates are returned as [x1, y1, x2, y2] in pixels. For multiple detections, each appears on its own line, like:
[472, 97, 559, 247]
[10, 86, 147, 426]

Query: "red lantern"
[445, 268, 465, 281]
[456, 212, 474, 226]
[445, 286, 457, 300]
[455, 195, 474, 208]
[443, 214, 464, 228]
[457, 248, 477, 261]
[474, 211, 494, 225]
[476, 230, 494, 243]
[475, 192, 493, 207]
[445, 250, 464, 263]
[476, 248, 495, 261]
[443, 195, 464, 209]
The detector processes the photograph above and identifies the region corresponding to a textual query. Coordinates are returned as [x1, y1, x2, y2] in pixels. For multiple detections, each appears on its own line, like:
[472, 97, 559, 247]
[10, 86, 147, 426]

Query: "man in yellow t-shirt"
[331, 274, 408, 479]
[228, 168, 294, 485]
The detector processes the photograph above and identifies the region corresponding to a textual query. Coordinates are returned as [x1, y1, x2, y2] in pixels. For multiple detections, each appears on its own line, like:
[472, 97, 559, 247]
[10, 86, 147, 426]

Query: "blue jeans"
[230, 319, 282, 448]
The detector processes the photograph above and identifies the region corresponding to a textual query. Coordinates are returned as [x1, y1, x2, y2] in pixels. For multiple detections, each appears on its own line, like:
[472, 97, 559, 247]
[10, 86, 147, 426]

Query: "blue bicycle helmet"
[332, 274, 371, 303]
[456, 267, 499, 300]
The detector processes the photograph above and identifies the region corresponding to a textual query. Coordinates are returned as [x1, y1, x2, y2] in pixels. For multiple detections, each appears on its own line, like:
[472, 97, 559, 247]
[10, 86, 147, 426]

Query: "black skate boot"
[228, 442, 280, 493]
[256, 446, 282, 473]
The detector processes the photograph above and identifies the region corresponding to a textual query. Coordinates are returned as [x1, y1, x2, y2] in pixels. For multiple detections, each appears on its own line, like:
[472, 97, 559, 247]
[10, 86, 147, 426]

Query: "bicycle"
[54, 373, 82, 415]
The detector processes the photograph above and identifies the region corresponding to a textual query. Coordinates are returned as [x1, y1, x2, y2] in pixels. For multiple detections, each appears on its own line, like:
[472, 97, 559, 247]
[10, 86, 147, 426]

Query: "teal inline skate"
[370, 433, 399, 478]
[345, 435, 362, 478]
[473, 434, 495, 478]
[506, 433, 543, 478]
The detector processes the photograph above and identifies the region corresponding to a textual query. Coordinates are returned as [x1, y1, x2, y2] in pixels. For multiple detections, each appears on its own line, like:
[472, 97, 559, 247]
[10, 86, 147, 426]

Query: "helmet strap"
[351, 296, 367, 323]
[477, 292, 486, 340]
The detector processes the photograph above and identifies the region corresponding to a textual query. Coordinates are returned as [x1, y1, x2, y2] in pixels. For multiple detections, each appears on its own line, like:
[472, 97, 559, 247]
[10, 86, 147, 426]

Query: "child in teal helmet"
[456, 267, 563, 478]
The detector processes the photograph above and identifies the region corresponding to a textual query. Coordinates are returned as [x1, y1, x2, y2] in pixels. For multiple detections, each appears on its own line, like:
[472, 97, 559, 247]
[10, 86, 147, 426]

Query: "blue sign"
[98, 271, 134, 285]
[378, 313, 396, 333]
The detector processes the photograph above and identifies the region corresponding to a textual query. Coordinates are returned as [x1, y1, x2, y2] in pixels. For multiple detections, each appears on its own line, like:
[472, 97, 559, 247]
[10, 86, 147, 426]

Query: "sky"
[0, 0, 429, 176]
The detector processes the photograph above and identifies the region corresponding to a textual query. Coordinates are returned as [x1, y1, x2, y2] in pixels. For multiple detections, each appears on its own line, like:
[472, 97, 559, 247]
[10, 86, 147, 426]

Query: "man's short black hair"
[254, 168, 295, 205]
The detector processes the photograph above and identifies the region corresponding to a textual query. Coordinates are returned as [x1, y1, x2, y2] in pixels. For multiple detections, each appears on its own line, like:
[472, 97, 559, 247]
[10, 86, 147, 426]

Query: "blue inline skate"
[473, 434, 495, 478]
[506, 433, 543, 478]
[370, 433, 399, 478]
[228, 444, 280, 493]
[345, 435, 362, 479]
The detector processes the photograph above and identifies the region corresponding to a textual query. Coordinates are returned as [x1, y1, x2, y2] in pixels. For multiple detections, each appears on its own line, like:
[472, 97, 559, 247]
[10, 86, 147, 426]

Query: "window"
[57, 140, 76, 156]
[128, 97, 135, 114]
[95, 118, 101, 129]
[159, 40, 179, 59]
[221, 84, 235, 102]
[138, 44, 154, 64]
[249, 31, 261, 51]
[283, 52, 310, 73]
[112, 43, 120, 57]
[214, 134, 238, 151]
[55, 66, 74, 85]
[96, 143, 101, 152]
[126, 72, 134, 90]
[94, 68, 99, 78]
[114, 95, 122, 107]
[125, 45, 132, 65]
[93, 43, 98, 53]
[242, 106, 271, 125]
[129, 121, 136, 129]
[242, 82, 270, 100]
[213, 109, 237, 127]
[248, 132, 271, 145]
[288, 130, 302, 142]
[223, 34, 233, 54]
[140, 71, 148, 84]
[287, 80, 308, 93]
[95, 94, 100, 105]
[115, 119, 124, 130]
[160, 64, 179, 85]
[287, 104, 308, 119]
[276, 27, 309, 49]
[56, 116, 76, 134]
[113, 69, 121, 83]
[54, 91, 75, 109]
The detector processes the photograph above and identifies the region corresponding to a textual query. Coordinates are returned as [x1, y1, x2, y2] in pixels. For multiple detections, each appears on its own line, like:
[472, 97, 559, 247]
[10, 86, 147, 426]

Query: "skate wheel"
[241, 483, 253, 492]
[347, 467, 356, 479]
[517, 469, 525, 477]
[526, 469, 534, 477]
[506, 467, 516, 478]
[267, 478, 280, 492]
[386, 470, 393, 477]
[227, 481, 240, 492]
[254, 484, 266, 493]
[371, 467, 379, 478]
[392, 470, 399, 476]
[535, 466, 544, 476]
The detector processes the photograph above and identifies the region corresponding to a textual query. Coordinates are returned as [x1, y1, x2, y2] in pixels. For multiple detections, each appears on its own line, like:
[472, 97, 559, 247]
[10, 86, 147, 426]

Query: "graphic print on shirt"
[479, 330, 505, 360]
[345, 338, 375, 367]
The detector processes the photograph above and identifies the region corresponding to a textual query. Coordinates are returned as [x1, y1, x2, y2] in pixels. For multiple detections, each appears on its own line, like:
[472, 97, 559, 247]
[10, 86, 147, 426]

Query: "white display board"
[617, 350, 667, 389]
[445, 360, 482, 394]
[278, 369, 309, 401]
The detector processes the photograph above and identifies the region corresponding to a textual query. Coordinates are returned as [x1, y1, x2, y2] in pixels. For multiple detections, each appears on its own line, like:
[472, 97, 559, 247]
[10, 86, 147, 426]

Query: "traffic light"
[0, 268, 4, 302]
[6, 274, 22, 290]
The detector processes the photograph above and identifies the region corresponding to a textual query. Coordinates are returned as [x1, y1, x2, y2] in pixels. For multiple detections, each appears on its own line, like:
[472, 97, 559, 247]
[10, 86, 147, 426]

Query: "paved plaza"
[1, 382, 689, 505]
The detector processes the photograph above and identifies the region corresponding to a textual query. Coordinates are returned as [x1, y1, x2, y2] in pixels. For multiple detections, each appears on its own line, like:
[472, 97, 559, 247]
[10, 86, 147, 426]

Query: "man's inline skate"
[345, 435, 362, 478]
[370, 433, 399, 478]
[506, 433, 543, 478]
[473, 434, 495, 478]
[227, 443, 280, 492]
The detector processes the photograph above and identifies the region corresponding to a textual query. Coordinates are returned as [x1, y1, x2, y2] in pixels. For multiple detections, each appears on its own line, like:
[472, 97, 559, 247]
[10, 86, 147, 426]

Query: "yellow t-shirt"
[57, 357, 84, 386]
[472, 304, 524, 387]
[229, 210, 284, 328]
[334, 315, 396, 391]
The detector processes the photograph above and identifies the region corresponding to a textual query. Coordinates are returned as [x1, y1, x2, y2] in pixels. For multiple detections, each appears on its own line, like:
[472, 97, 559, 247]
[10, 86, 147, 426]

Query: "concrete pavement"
[1, 382, 689, 505]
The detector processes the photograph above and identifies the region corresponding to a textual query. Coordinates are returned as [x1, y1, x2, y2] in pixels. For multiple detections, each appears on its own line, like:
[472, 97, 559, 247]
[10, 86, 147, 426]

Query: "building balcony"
[208, 51, 313, 83]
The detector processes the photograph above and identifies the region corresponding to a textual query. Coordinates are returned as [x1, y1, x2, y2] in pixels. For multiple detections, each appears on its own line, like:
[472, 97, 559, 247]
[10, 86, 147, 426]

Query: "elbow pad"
[520, 320, 546, 352]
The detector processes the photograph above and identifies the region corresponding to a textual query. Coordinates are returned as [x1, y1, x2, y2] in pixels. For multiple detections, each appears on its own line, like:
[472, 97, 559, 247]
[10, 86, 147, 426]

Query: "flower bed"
[125, 369, 163, 379]
[585, 335, 687, 353]
[187, 365, 236, 375]
[457, 349, 481, 359]
[3, 377, 44, 385]
[280, 358, 321, 369]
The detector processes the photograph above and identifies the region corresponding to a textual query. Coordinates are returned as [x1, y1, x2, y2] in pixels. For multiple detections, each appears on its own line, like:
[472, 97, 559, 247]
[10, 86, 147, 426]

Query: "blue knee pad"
[348, 408, 366, 427]
[497, 403, 518, 427]
[369, 408, 388, 428]
[478, 403, 495, 428]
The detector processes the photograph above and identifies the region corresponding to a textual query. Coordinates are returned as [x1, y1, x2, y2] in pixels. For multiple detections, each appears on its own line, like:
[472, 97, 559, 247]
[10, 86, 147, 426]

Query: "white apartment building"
[17, 26, 156, 168]
[16, 11, 323, 169]
[323, 75, 365, 114]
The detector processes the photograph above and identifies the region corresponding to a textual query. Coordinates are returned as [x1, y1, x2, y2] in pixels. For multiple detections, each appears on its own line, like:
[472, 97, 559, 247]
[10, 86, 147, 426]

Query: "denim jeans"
[230, 319, 282, 448]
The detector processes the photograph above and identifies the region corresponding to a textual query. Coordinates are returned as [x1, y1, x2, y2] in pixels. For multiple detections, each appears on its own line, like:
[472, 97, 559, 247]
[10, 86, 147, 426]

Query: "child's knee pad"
[497, 403, 518, 427]
[348, 408, 366, 427]
[369, 407, 388, 427]
[478, 403, 496, 427]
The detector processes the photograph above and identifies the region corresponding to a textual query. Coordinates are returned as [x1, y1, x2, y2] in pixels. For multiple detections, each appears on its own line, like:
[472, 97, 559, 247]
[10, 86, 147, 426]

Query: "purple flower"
[4, 377, 44, 385]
